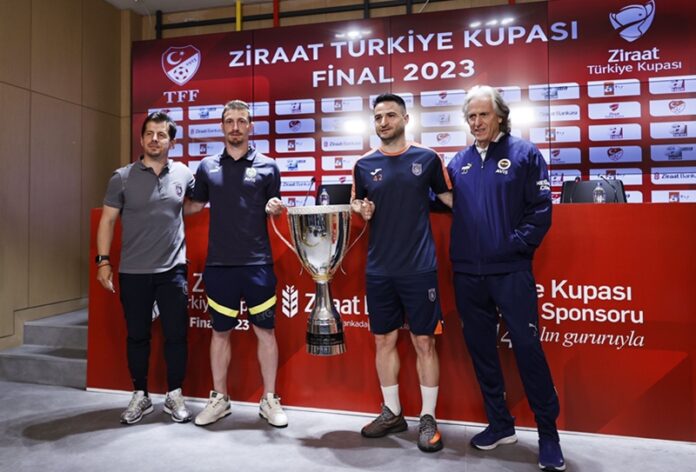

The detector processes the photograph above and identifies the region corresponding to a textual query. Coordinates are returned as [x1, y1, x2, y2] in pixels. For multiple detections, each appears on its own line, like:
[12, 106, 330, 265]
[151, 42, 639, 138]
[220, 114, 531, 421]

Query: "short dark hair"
[141, 112, 177, 140]
[463, 85, 511, 134]
[372, 93, 407, 113]
[221, 100, 252, 122]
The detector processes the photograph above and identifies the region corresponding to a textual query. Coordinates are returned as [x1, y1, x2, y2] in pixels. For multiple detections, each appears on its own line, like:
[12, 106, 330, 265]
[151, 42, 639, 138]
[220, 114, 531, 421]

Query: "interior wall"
[138, 0, 544, 40]
[0, 0, 122, 346]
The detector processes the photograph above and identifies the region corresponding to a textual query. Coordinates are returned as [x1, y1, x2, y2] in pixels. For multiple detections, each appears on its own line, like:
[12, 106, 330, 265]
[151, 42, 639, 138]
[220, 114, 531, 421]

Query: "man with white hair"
[447, 85, 565, 471]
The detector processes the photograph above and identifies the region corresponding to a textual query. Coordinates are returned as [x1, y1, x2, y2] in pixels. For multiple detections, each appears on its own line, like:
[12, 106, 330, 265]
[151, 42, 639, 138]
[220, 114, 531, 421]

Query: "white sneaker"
[194, 390, 231, 426]
[164, 388, 192, 423]
[120, 391, 153, 425]
[259, 393, 288, 428]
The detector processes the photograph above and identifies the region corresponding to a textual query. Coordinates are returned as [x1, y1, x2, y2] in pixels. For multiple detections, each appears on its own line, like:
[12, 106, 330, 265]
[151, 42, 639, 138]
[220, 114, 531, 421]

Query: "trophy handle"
[270, 214, 298, 256]
[338, 221, 368, 275]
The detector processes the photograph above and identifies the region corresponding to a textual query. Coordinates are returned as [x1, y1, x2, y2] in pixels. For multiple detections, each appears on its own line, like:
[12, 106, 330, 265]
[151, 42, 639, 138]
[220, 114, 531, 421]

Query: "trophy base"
[306, 332, 346, 356]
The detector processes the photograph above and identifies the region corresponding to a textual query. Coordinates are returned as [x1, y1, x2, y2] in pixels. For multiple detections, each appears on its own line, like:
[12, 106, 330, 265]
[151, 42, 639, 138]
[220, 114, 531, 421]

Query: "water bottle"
[319, 188, 330, 205]
[592, 182, 606, 204]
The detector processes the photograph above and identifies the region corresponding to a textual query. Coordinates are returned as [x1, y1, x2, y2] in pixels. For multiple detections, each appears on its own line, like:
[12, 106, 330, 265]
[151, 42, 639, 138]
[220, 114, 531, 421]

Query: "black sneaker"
[470, 424, 517, 450]
[418, 414, 443, 452]
[361, 404, 408, 438]
[538, 438, 566, 471]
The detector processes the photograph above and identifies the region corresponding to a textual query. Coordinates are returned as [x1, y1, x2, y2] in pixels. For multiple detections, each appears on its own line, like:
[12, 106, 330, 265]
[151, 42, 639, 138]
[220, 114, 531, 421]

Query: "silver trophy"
[273, 204, 352, 356]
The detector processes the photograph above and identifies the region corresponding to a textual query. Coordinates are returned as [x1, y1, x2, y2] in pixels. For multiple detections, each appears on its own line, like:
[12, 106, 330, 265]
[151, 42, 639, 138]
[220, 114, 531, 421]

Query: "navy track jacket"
[447, 134, 552, 275]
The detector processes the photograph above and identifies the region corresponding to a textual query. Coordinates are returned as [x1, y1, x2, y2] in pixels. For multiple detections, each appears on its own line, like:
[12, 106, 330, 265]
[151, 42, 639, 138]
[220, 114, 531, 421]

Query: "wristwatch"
[95, 255, 110, 264]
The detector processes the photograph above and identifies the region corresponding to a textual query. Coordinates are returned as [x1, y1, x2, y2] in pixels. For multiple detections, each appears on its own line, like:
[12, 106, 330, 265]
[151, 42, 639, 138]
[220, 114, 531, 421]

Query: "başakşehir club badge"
[162, 46, 201, 86]
[412, 163, 422, 176]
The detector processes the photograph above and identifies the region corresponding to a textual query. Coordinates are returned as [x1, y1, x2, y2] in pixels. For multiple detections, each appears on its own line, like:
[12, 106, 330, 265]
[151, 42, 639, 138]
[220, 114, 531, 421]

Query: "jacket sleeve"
[512, 146, 552, 250]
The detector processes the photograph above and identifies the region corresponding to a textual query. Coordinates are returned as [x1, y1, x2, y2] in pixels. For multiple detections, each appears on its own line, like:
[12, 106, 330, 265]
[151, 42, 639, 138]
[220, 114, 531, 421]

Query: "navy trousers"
[453, 270, 560, 441]
[119, 264, 189, 392]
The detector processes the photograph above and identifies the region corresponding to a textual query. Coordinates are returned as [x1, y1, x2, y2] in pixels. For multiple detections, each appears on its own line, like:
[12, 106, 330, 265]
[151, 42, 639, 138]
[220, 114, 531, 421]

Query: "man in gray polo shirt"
[96, 112, 194, 425]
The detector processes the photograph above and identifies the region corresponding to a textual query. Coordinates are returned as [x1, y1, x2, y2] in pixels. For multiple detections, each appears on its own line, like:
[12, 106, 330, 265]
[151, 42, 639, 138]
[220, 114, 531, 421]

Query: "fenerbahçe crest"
[162, 46, 201, 86]
[496, 158, 511, 175]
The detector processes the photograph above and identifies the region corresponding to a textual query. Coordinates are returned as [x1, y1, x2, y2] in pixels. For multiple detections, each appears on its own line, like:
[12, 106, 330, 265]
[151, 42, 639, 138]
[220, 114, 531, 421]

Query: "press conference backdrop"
[131, 0, 696, 204]
[86, 0, 696, 443]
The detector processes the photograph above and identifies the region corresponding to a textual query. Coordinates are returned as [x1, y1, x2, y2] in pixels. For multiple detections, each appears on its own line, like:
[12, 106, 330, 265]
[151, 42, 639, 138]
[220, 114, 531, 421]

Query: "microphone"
[302, 176, 316, 206]
[599, 175, 619, 202]
[568, 176, 581, 203]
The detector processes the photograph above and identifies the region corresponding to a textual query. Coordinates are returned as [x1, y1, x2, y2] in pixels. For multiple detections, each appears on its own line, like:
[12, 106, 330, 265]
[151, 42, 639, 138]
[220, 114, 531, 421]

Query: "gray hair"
[462, 85, 510, 134]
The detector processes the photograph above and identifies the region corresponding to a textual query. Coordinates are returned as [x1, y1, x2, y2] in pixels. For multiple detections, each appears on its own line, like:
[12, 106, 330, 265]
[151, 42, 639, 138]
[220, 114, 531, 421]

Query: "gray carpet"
[0, 380, 693, 471]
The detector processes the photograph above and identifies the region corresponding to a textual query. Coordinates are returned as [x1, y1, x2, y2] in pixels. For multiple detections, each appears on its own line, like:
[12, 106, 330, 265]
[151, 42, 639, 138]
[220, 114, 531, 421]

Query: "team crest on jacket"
[428, 288, 437, 302]
[411, 163, 422, 176]
[496, 158, 511, 175]
[174, 183, 183, 197]
[244, 167, 258, 182]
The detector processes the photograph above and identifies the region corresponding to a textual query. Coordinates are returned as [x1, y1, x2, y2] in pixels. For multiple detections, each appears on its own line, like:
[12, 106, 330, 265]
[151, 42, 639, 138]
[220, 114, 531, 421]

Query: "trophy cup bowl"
[276, 204, 352, 356]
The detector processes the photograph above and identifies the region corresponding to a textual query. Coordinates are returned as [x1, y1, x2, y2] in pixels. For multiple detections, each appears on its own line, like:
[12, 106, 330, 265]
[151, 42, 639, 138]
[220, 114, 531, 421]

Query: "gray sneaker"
[194, 390, 231, 426]
[361, 404, 408, 438]
[418, 414, 443, 452]
[164, 388, 192, 423]
[120, 391, 153, 425]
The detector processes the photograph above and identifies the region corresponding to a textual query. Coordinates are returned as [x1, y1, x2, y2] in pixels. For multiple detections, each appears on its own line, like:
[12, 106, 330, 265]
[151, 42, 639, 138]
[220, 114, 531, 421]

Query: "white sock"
[420, 385, 439, 418]
[381, 384, 401, 415]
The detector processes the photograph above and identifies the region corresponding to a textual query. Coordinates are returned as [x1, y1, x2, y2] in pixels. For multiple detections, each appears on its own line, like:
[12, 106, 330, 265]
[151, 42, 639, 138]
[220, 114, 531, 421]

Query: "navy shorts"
[366, 271, 443, 335]
[203, 265, 277, 332]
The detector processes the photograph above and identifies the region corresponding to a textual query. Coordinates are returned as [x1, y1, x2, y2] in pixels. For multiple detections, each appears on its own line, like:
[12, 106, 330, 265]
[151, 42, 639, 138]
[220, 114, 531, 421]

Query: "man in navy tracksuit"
[448, 85, 565, 471]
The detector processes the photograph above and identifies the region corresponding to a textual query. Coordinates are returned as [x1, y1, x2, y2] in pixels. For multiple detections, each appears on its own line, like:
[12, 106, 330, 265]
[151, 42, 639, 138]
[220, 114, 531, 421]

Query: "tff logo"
[609, 0, 655, 42]
[162, 46, 201, 86]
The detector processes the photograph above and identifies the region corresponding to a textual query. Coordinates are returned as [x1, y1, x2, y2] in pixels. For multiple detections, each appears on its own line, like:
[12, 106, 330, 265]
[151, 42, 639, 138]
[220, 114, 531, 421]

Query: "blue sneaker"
[470, 425, 517, 450]
[538, 438, 566, 471]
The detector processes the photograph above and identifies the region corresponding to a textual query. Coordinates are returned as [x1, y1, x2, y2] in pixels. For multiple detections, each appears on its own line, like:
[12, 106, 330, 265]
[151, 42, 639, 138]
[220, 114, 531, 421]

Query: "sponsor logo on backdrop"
[609, 0, 655, 42]
[276, 138, 315, 153]
[587, 79, 641, 97]
[282, 286, 299, 318]
[529, 83, 580, 101]
[530, 127, 581, 144]
[162, 46, 201, 86]
[651, 190, 695, 203]
[649, 76, 696, 94]
[321, 136, 363, 151]
[540, 148, 582, 165]
[534, 105, 581, 122]
[589, 146, 642, 163]
[188, 142, 224, 157]
[421, 131, 467, 148]
[651, 167, 696, 185]
[588, 124, 641, 141]
[276, 119, 315, 134]
[323, 174, 352, 185]
[189, 124, 223, 139]
[588, 101, 641, 120]
[189, 105, 223, 120]
[650, 99, 696, 117]
[276, 99, 315, 115]
[651, 144, 696, 162]
[590, 168, 643, 185]
[321, 155, 358, 171]
[650, 121, 696, 139]
[321, 97, 363, 113]
[421, 90, 466, 107]
[276, 157, 316, 172]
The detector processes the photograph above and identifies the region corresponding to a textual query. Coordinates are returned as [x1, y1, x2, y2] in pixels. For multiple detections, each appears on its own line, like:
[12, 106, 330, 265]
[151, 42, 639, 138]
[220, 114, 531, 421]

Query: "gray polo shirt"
[104, 158, 194, 274]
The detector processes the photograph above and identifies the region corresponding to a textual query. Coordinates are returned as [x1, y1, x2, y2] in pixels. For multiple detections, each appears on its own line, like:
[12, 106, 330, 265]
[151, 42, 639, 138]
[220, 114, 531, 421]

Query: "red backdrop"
[88, 204, 696, 442]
